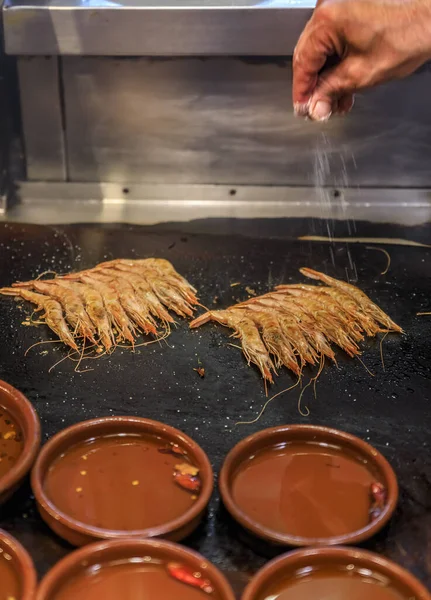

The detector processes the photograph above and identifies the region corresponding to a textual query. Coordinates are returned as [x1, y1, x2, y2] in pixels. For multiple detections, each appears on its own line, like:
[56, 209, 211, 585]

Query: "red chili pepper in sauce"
[371, 482, 386, 505]
[174, 471, 201, 493]
[369, 482, 386, 522]
[167, 563, 213, 594]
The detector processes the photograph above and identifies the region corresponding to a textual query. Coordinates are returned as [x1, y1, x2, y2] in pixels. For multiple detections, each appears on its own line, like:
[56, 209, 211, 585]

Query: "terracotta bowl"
[219, 424, 398, 547]
[36, 538, 236, 600]
[242, 547, 431, 600]
[0, 528, 38, 600]
[0, 380, 41, 505]
[31, 416, 214, 546]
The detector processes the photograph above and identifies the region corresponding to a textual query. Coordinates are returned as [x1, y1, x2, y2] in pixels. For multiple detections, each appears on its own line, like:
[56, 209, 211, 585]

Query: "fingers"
[293, 0, 345, 113]
[293, 1, 356, 120]
[323, 93, 355, 118]
[307, 59, 360, 120]
[292, 19, 337, 113]
[293, 0, 431, 121]
[337, 93, 355, 115]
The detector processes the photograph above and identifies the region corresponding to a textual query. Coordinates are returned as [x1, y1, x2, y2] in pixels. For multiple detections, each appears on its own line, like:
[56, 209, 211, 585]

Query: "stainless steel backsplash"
[18, 56, 431, 188]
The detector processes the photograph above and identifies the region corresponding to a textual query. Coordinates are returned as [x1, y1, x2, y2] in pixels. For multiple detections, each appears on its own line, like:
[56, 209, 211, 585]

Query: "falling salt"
[313, 131, 357, 277]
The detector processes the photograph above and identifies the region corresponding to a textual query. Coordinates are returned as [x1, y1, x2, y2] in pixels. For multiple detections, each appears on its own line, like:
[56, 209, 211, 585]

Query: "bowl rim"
[31, 416, 214, 540]
[219, 424, 399, 547]
[241, 546, 431, 600]
[0, 379, 41, 498]
[0, 527, 38, 600]
[36, 537, 236, 600]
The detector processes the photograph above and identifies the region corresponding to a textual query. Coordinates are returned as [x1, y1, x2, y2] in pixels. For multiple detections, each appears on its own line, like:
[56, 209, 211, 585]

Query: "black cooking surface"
[0, 220, 430, 596]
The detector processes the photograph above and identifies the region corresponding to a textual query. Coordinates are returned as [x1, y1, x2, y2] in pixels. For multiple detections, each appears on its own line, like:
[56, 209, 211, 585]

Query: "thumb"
[308, 57, 361, 121]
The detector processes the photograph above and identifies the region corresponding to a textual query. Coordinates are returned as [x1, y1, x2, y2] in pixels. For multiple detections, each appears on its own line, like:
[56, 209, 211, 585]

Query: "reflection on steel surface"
[60, 59, 431, 188]
[16, 56, 431, 190]
[3, 0, 314, 55]
[7, 183, 431, 226]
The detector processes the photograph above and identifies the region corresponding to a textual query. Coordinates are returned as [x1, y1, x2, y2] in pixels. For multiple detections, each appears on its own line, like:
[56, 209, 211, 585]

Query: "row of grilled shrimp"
[0, 259, 198, 353]
[190, 268, 403, 382]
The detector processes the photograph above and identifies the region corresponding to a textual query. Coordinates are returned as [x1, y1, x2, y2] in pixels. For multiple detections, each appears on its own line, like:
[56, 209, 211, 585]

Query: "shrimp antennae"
[24, 339, 61, 357]
[297, 378, 312, 417]
[235, 378, 301, 426]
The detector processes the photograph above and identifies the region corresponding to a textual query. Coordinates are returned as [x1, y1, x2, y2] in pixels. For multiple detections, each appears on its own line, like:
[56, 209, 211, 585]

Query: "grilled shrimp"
[64, 258, 197, 319]
[0, 288, 78, 350]
[139, 268, 195, 318]
[3, 258, 197, 356]
[284, 294, 361, 357]
[300, 268, 403, 333]
[277, 291, 364, 343]
[232, 307, 301, 375]
[139, 262, 198, 305]
[89, 271, 158, 337]
[55, 280, 114, 352]
[242, 295, 335, 364]
[192, 268, 401, 384]
[276, 284, 382, 336]
[79, 274, 136, 345]
[95, 258, 198, 304]
[101, 266, 174, 326]
[25, 280, 97, 344]
[190, 309, 275, 382]
[237, 302, 317, 366]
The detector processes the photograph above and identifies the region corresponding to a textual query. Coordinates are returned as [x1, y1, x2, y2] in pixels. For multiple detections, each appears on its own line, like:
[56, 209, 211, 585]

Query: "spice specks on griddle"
[0, 406, 24, 479]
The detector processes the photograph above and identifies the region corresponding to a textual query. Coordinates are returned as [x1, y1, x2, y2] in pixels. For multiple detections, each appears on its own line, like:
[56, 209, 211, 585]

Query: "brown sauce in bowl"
[262, 565, 406, 600]
[0, 406, 24, 480]
[44, 433, 199, 531]
[0, 544, 20, 600]
[52, 558, 220, 600]
[232, 441, 379, 539]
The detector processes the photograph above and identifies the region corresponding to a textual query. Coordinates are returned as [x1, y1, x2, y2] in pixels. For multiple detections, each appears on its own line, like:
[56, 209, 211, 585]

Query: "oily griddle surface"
[0, 221, 430, 594]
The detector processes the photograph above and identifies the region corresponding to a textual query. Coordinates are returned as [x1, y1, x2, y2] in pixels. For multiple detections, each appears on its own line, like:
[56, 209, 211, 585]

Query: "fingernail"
[294, 99, 311, 118]
[311, 100, 332, 121]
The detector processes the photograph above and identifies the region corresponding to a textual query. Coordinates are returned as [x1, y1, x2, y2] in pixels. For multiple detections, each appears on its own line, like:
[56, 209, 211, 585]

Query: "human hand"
[293, 0, 431, 120]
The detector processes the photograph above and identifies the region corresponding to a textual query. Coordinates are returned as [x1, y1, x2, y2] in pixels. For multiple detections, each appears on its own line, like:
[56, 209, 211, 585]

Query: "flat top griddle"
[0, 220, 429, 597]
